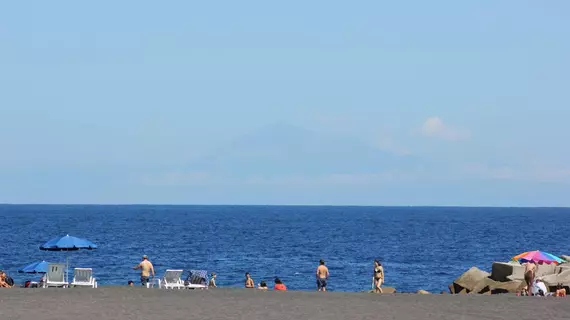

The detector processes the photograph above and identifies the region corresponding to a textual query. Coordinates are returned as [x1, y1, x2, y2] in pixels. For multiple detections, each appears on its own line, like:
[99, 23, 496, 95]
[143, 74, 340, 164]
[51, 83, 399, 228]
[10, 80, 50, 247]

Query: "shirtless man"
[245, 272, 255, 288]
[524, 261, 537, 292]
[316, 260, 330, 292]
[133, 255, 155, 287]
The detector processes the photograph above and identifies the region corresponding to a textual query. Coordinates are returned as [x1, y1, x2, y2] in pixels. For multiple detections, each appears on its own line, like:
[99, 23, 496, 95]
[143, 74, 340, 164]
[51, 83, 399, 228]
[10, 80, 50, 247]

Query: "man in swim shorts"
[316, 260, 329, 292]
[133, 255, 155, 287]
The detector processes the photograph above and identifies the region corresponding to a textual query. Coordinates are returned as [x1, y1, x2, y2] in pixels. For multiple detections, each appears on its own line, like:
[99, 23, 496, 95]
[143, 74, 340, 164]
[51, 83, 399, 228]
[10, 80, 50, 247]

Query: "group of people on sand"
[520, 261, 567, 297]
[242, 260, 331, 291]
[130, 255, 385, 292]
[244, 272, 287, 291]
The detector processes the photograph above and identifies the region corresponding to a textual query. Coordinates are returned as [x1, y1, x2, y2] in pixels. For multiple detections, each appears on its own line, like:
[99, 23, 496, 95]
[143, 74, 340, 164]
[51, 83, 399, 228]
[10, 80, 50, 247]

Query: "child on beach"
[209, 272, 217, 288]
[274, 278, 287, 291]
[555, 284, 567, 297]
[258, 281, 268, 290]
[245, 272, 255, 288]
[0, 271, 13, 288]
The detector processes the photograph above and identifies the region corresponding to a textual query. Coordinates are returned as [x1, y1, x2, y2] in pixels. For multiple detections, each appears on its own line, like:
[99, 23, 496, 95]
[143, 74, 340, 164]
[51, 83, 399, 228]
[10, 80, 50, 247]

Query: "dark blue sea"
[1, 205, 569, 292]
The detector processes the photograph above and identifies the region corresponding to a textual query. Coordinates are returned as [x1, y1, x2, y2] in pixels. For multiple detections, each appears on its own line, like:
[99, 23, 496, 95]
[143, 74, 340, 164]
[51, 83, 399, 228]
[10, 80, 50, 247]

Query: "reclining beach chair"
[71, 268, 97, 288]
[43, 263, 69, 288]
[158, 269, 185, 289]
[184, 270, 208, 289]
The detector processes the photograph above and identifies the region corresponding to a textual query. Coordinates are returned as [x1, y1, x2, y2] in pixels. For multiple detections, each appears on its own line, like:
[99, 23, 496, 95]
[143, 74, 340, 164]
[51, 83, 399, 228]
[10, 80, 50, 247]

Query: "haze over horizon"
[1, 1, 569, 206]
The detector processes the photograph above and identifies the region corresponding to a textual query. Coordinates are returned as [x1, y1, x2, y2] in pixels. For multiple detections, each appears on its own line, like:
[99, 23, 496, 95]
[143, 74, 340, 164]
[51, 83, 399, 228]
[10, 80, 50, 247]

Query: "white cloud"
[374, 136, 411, 155]
[420, 116, 470, 141]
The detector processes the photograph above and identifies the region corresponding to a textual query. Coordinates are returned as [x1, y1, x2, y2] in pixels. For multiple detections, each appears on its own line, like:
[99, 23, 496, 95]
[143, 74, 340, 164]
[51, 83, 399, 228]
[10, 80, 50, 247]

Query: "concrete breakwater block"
[450, 267, 490, 294]
[491, 262, 525, 282]
[540, 270, 570, 288]
[470, 278, 524, 294]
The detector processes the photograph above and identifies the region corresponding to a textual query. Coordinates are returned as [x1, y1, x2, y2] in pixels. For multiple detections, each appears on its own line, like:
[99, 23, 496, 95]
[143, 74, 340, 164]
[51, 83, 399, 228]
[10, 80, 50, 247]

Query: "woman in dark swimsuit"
[373, 260, 384, 293]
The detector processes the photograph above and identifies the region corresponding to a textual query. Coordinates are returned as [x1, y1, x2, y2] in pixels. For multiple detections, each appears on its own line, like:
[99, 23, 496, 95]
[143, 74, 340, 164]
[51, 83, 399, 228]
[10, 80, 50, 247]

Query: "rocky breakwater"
[448, 256, 570, 295]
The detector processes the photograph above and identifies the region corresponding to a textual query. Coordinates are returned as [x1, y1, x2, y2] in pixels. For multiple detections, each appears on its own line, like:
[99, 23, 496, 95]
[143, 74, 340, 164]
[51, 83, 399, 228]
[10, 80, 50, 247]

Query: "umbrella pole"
[66, 253, 69, 285]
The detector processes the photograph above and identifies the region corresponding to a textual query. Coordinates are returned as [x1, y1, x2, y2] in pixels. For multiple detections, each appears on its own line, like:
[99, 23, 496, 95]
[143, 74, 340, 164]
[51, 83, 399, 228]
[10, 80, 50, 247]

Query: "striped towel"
[186, 270, 208, 285]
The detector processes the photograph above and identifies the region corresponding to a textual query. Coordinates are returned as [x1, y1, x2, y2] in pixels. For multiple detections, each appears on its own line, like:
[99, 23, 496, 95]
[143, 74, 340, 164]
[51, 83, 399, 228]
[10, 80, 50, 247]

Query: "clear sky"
[1, 1, 569, 206]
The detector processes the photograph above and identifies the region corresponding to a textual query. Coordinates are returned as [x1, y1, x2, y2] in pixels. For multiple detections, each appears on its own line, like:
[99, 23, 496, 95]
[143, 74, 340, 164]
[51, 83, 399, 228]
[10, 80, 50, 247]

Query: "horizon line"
[0, 203, 569, 209]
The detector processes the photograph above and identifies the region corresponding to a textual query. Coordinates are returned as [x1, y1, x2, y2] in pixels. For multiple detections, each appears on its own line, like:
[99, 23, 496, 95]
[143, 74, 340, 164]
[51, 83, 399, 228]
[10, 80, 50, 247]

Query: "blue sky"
[0, 1, 569, 206]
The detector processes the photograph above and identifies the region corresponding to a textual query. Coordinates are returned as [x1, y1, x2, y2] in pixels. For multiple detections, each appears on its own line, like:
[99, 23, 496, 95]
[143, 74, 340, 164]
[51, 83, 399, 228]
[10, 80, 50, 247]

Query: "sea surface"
[1, 205, 569, 292]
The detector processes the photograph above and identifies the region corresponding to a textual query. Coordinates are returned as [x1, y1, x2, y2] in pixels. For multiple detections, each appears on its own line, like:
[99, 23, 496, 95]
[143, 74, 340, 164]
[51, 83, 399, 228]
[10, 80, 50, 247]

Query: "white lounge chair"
[158, 269, 185, 289]
[43, 263, 69, 288]
[184, 270, 208, 290]
[71, 268, 97, 288]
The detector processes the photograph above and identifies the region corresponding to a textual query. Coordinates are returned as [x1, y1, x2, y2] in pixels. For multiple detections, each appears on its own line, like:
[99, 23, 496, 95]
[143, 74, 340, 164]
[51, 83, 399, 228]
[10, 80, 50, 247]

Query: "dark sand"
[1, 288, 568, 320]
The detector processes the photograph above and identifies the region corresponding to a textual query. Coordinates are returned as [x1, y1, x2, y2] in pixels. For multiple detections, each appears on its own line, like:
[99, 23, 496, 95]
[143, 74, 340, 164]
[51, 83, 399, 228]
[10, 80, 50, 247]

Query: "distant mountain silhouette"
[188, 123, 422, 177]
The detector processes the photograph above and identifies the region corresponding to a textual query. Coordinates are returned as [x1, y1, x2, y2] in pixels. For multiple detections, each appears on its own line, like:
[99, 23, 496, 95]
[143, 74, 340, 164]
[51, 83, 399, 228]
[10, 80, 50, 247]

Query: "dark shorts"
[317, 278, 327, 289]
[141, 276, 150, 286]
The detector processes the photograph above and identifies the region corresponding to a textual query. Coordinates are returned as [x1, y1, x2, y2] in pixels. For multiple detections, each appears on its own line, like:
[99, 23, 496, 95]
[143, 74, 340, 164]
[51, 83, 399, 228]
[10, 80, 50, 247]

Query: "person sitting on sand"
[555, 283, 566, 297]
[532, 279, 547, 296]
[133, 255, 155, 287]
[209, 272, 217, 288]
[274, 278, 287, 291]
[258, 280, 268, 290]
[523, 261, 537, 294]
[373, 260, 384, 294]
[0, 271, 13, 288]
[316, 259, 329, 292]
[245, 272, 255, 288]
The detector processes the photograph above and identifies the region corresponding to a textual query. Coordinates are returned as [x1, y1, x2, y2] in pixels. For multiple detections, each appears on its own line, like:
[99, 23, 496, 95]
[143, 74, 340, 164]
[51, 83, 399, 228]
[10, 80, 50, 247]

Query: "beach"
[1, 288, 568, 320]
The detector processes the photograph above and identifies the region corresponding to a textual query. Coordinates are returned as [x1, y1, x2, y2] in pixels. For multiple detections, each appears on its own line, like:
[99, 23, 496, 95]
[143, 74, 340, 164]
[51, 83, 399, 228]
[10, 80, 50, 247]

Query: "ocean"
[1, 205, 569, 292]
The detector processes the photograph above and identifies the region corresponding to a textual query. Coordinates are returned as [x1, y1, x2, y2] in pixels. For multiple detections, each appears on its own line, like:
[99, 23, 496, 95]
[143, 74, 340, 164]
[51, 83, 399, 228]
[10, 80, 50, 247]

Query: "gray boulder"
[471, 278, 524, 294]
[556, 265, 570, 274]
[536, 263, 557, 278]
[452, 267, 490, 293]
[491, 262, 524, 282]
[540, 270, 570, 288]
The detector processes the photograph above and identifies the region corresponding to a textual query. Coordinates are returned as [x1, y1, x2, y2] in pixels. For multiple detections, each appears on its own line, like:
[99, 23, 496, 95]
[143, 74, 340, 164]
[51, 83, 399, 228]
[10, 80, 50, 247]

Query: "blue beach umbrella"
[18, 261, 49, 274]
[40, 235, 97, 251]
[40, 235, 97, 283]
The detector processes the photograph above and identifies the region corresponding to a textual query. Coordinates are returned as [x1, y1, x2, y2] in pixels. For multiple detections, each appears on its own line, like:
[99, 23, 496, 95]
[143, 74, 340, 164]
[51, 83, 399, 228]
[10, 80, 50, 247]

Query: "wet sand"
[0, 287, 568, 320]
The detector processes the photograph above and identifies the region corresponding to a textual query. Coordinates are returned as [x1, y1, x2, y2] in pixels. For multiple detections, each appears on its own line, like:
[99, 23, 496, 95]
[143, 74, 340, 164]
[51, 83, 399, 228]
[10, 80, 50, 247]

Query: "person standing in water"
[316, 260, 330, 292]
[373, 260, 384, 293]
[133, 255, 155, 287]
[245, 272, 255, 288]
